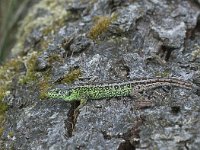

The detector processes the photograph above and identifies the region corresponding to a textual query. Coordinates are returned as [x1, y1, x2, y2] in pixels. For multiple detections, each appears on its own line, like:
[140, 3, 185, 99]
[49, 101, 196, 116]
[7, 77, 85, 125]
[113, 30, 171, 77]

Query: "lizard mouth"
[47, 89, 61, 98]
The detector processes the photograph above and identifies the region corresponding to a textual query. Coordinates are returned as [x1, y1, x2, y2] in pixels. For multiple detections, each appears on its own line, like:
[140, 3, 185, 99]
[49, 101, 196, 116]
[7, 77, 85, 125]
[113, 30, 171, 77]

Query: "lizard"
[47, 77, 195, 110]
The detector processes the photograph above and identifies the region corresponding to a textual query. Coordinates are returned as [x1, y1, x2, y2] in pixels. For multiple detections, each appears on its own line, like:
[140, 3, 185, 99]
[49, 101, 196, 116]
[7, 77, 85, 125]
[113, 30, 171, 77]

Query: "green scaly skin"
[47, 77, 193, 103]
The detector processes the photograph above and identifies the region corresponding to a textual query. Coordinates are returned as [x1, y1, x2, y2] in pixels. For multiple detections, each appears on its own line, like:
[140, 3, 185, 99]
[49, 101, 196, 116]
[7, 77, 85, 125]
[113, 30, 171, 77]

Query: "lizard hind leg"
[130, 90, 155, 109]
[148, 89, 170, 107]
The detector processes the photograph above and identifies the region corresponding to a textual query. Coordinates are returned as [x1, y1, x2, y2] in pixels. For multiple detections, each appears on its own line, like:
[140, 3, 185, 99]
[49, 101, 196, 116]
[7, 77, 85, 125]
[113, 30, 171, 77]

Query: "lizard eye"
[58, 90, 62, 95]
[57, 90, 70, 96]
[64, 90, 71, 96]
[48, 88, 71, 97]
[51, 88, 62, 95]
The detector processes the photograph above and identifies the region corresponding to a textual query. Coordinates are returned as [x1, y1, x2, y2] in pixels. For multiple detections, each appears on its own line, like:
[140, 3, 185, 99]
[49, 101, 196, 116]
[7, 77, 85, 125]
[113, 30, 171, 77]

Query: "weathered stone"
[1, 0, 200, 149]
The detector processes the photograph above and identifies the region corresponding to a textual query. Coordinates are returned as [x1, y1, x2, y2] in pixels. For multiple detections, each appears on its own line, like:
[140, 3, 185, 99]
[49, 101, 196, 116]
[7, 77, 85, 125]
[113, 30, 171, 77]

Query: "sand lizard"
[47, 77, 194, 109]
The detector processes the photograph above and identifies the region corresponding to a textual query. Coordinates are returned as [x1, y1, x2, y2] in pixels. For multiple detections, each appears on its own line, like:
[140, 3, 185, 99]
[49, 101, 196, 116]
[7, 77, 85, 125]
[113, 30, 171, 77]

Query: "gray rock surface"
[1, 0, 200, 149]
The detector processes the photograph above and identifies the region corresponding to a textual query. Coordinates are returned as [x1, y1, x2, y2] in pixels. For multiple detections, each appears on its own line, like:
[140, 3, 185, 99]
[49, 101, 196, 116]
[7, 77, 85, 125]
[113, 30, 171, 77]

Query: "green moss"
[38, 71, 51, 100]
[0, 87, 6, 101]
[0, 101, 8, 114]
[61, 68, 82, 84]
[0, 127, 4, 137]
[38, 67, 81, 100]
[155, 70, 170, 78]
[0, 88, 8, 138]
[88, 14, 117, 40]
[0, 114, 5, 125]
[39, 80, 50, 99]
[48, 53, 64, 64]
[8, 131, 14, 138]
[0, 58, 22, 81]
[16, 52, 52, 99]
[19, 52, 39, 84]
[10, 143, 15, 150]
[0, 57, 22, 131]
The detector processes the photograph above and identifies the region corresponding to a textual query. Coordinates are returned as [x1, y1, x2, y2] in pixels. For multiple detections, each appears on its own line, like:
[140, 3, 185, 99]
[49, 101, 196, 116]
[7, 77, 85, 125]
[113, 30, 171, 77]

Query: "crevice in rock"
[108, 0, 128, 13]
[189, 0, 200, 9]
[118, 117, 144, 150]
[65, 101, 80, 137]
[101, 130, 112, 140]
[170, 106, 181, 114]
[118, 140, 135, 150]
[111, 59, 130, 79]
[67, 6, 86, 16]
[193, 14, 200, 32]
[146, 45, 176, 65]
[157, 45, 175, 61]
[184, 141, 189, 150]
[186, 14, 200, 40]
[61, 37, 74, 57]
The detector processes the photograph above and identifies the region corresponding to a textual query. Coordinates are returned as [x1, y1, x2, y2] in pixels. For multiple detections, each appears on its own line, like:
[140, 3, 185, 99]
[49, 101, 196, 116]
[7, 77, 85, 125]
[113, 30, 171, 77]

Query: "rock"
[1, 0, 200, 149]
[69, 35, 92, 53]
[35, 57, 49, 71]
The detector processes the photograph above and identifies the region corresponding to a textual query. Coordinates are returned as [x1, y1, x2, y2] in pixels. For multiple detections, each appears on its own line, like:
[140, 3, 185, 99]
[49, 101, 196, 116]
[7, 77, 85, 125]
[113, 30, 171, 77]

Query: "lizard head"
[47, 88, 71, 100]
[47, 87, 79, 101]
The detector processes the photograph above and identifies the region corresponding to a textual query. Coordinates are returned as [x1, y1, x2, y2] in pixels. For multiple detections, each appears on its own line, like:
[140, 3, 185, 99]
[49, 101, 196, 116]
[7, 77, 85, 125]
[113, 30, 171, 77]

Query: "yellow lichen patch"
[192, 45, 200, 60]
[12, 0, 70, 56]
[0, 57, 22, 81]
[88, 15, 117, 40]
[61, 68, 82, 84]
[0, 58, 20, 137]
[0, 57, 22, 124]
[2, 58, 22, 71]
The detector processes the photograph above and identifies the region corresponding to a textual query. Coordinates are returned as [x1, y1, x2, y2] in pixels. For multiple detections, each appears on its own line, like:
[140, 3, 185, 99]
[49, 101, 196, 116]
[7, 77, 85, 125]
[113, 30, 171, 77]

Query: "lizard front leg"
[76, 98, 87, 112]
[73, 98, 87, 121]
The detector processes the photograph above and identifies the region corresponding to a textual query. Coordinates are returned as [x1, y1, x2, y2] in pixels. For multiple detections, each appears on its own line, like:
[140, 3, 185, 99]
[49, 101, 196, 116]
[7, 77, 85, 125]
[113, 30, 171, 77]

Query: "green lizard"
[47, 77, 194, 108]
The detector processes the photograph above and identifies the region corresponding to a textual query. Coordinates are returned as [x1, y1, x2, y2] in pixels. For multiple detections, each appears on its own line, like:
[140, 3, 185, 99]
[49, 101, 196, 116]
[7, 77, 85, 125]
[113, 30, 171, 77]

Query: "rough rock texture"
[1, 0, 200, 149]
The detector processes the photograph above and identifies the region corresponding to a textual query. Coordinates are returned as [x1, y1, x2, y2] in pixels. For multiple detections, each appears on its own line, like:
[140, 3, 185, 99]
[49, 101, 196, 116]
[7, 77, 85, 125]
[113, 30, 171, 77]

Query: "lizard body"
[47, 77, 193, 102]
